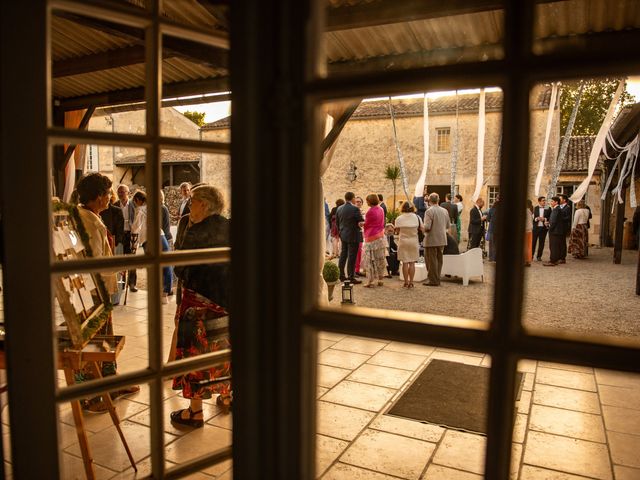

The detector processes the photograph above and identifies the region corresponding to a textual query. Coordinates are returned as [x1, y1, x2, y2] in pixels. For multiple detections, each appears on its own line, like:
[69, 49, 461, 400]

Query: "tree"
[384, 164, 401, 217]
[560, 78, 635, 136]
[182, 110, 206, 126]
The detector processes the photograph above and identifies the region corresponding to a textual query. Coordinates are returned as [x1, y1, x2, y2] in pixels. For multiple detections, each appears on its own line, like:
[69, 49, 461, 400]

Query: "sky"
[175, 77, 640, 125]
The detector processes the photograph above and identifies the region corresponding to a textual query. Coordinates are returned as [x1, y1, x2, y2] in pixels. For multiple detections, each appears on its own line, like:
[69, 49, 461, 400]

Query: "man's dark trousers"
[532, 225, 547, 260]
[339, 241, 359, 280]
[549, 234, 564, 264]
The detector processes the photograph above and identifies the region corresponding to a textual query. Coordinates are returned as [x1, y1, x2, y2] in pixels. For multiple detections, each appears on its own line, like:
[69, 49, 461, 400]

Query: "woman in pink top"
[362, 194, 387, 287]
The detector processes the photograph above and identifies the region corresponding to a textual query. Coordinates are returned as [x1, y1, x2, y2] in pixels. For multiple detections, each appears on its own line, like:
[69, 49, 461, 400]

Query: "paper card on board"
[71, 291, 84, 314]
[79, 288, 94, 310]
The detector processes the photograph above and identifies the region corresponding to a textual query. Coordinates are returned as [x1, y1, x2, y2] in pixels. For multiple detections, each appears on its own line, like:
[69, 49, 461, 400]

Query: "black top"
[444, 233, 460, 255]
[336, 202, 364, 244]
[100, 203, 125, 246]
[440, 201, 458, 223]
[533, 205, 551, 228]
[549, 206, 567, 236]
[468, 206, 485, 235]
[161, 204, 172, 241]
[174, 214, 230, 307]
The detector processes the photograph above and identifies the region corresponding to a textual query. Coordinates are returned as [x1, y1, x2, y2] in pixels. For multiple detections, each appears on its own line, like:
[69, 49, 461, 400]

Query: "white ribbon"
[601, 155, 621, 201]
[570, 79, 626, 203]
[472, 88, 486, 202]
[389, 98, 411, 201]
[534, 83, 558, 196]
[414, 94, 429, 198]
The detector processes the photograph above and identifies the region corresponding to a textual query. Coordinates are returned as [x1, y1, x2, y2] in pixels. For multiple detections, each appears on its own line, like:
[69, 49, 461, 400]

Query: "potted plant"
[322, 260, 340, 301]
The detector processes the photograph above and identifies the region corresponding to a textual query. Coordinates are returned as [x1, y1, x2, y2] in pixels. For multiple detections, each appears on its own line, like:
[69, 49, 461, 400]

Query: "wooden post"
[636, 248, 640, 295]
[613, 187, 626, 264]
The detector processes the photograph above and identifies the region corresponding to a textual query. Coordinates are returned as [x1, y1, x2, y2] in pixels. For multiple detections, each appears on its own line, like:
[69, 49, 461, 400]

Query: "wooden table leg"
[87, 362, 137, 471]
[63, 368, 96, 480]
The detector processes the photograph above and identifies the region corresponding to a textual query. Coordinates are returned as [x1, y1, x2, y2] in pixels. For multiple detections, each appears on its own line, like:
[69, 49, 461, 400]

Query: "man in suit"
[532, 196, 551, 261]
[178, 182, 192, 217]
[336, 191, 364, 284]
[544, 196, 566, 266]
[440, 193, 459, 238]
[468, 197, 486, 249]
[116, 184, 138, 291]
[423, 193, 450, 286]
[378, 194, 387, 221]
[558, 194, 572, 263]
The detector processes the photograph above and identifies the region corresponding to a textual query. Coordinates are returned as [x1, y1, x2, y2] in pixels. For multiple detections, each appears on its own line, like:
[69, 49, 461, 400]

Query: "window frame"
[435, 126, 451, 152]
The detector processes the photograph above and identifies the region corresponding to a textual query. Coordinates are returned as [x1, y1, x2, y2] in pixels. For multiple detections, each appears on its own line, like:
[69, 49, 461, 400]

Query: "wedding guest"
[116, 184, 137, 291]
[354, 196, 365, 276]
[524, 199, 534, 266]
[532, 196, 551, 261]
[422, 193, 450, 287]
[468, 198, 486, 249]
[569, 200, 590, 259]
[178, 182, 192, 217]
[378, 194, 388, 220]
[544, 196, 566, 266]
[362, 194, 386, 288]
[454, 194, 463, 242]
[394, 202, 423, 288]
[336, 192, 364, 284]
[384, 223, 399, 277]
[160, 190, 173, 248]
[100, 188, 125, 253]
[329, 199, 345, 260]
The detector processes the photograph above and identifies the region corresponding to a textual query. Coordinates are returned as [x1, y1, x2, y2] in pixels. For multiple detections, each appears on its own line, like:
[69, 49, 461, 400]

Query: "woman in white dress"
[394, 202, 424, 288]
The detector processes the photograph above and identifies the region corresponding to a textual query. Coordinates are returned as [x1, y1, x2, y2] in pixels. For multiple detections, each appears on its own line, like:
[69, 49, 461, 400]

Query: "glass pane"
[533, 0, 639, 56]
[51, 11, 147, 132]
[160, 34, 230, 140]
[523, 77, 640, 342]
[316, 331, 491, 477]
[322, 3, 504, 78]
[514, 360, 640, 479]
[320, 88, 502, 325]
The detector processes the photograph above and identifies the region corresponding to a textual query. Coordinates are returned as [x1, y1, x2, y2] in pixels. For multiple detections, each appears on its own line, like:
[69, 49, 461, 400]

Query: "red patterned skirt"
[568, 223, 588, 259]
[172, 288, 231, 399]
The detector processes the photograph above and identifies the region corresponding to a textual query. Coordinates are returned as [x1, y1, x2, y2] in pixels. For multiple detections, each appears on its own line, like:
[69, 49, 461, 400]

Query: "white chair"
[442, 248, 484, 286]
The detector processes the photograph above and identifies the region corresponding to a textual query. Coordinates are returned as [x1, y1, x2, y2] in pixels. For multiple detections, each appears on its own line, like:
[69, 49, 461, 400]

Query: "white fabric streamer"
[414, 94, 429, 198]
[570, 79, 626, 203]
[601, 155, 621, 200]
[534, 83, 558, 196]
[389, 98, 411, 201]
[471, 88, 486, 202]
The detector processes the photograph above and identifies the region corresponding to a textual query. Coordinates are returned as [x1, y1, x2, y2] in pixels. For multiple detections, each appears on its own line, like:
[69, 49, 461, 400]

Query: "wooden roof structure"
[53, 0, 640, 112]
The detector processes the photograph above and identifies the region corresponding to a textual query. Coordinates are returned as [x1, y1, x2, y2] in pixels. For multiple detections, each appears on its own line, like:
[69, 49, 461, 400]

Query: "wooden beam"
[54, 12, 228, 68]
[637, 247, 640, 295]
[53, 46, 146, 78]
[326, 0, 560, 32]
[57, 77, 229, 111]
[55, 106, 96, 173]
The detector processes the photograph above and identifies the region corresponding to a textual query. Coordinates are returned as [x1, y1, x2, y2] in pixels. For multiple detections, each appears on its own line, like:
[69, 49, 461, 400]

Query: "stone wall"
[200, 128, 231, 215]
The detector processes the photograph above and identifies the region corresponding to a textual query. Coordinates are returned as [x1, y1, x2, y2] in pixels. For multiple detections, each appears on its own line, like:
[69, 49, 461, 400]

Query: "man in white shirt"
[532, 196, 550, 261]
[117, 184, 138, 291]
[178, 182, 192, 217]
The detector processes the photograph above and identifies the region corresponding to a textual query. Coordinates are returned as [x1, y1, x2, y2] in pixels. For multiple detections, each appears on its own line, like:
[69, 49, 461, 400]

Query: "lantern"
[341, 281, 355, 305]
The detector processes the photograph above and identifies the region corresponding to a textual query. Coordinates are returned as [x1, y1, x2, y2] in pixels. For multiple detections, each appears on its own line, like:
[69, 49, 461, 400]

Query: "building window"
[436, 127, 451, 152]
[488, 186, 500, 206]
[86, 145, 99, 171]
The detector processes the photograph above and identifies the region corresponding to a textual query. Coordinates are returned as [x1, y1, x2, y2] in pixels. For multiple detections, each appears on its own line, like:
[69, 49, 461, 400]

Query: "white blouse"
[573, 208, 590, 229]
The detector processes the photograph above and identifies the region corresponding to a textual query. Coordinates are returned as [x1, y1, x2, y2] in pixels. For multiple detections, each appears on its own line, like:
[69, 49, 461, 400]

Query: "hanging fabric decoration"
[450, 91, 459, 197]
[534, 82, 559, 196]
[471, 88, 486, 202]
[389, 97, 411, 201]
[413, 94, 429, 198]
[548, 81, 583, 198]
[570, 78, 626, 203]
[611, 135, 639, 207]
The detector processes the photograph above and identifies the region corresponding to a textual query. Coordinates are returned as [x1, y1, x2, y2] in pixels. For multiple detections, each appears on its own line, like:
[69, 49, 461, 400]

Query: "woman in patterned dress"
[170, 185, 231, 428]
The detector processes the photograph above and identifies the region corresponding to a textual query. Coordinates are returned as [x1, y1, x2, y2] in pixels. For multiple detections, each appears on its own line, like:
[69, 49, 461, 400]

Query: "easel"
[48, 204, 137, 479]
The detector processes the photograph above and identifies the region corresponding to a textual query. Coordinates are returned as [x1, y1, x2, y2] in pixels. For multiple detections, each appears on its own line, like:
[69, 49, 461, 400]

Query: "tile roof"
[115, 150, 201, 165]
[561, 136, 605, 172]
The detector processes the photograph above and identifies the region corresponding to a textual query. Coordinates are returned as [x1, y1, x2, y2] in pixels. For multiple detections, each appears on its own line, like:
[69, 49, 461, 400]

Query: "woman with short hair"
[170, 185, 231, 427]
[394, 201, 423, 288]
[362, 194, 386, 287]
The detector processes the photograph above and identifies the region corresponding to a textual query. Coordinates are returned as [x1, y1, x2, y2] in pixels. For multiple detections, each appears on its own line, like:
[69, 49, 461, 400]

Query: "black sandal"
[216, 393, 232, 412]
[170, 407, 204, 428]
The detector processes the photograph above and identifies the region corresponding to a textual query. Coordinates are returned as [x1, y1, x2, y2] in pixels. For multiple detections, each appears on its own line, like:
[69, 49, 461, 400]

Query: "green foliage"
[183, 110, 206, 126]
[560, 79, 635, 136]
[322, 260, 340, 283]
[384, 164, 401, 181]
[386, 209, 400, 224]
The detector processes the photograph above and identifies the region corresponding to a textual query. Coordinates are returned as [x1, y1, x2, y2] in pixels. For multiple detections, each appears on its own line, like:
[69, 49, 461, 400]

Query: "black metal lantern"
[341, 280, 355, 305]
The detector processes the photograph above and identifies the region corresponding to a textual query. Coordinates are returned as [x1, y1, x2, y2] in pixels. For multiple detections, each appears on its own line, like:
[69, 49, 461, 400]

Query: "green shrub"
[386, 209, 400, 224]
[322, 260, 340, 283]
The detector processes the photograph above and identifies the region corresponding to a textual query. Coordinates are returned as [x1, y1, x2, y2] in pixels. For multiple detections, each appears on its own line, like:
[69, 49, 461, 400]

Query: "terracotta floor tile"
[318, 386, 329, 398]
[523, 431, 612, 479]
[316, 401, 375, 441]
[318, 332, 348, 342]
[384, 342, 435, 356]
[511, 443, 523, 480]
[318, 365, 352, 389]
[322, 462, 400, 480]
[207, 411, 232, 430]
[532, 383, 601, 414]
[613, 465, 640, 480]
[607, 431, 640, 468]
[59, 399, 148, 434]
[164, 425, 231, 464]
[598, 384, 640, 410]
[523, 372, 535, 392]
[519, 465, 594, 479]
[347, 364, 413, 389]
[518, 390, 533, 414]
[602, 405, 640, 435]
[535, 368, 597, 392]
[201, 458, 232, 477]
[319, 349, 371, 370]
[369, 415, 444, 443]
[513, 414, 528, 443]
[331, 337, 387, 355]
[341, 429, 436, 479]
[60, 452, 117, 480]
[595, 369, 640, 389]
[432, 430, 486, 475]
[529, 404, 606, 443]
[518, 360, 538, 374]
[537, 362, 594, 374]
[322, 381, 396, 412]
[428, 351, 483, 366]
[422, 464, 482, 480]
[316, 434, 349, 477]
[368, 350, 427, 370]
[319, 339, 337, 352]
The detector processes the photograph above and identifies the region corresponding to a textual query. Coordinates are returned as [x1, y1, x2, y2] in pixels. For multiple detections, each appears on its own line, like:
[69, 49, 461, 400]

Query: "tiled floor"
[315, 333, 640, 480]
[1, 282, 639, 479]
